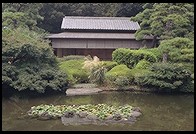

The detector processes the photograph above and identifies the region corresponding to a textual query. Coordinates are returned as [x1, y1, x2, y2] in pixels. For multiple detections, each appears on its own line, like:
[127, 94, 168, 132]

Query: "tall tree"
[115, 3, 144, 17]
[2, 3, 44, 31]
[131, 3, 194, 47]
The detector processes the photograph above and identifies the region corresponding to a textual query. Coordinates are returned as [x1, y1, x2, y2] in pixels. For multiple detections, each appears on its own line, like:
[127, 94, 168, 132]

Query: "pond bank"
[66, 84, 193, 96]
[66, 84, 151, 96]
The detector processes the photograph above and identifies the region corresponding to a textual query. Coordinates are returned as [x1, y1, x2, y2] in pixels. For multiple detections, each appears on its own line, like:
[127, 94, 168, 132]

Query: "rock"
[37, 112, 52, 120]
[132, 107, 141, 112]
[113, 114, 122, 121]
[87, 114, 98, 120]
[63, 111, 75, 118]
[105, 115, 113, 120]
[131, 111, 142, 117]
[128, 116, 136, 122]
[77, 111, 88, 118]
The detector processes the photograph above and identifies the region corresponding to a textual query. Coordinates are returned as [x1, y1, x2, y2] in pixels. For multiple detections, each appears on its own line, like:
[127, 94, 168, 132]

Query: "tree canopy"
[131, 3, 194, 43]
[2, 3, 145, 33]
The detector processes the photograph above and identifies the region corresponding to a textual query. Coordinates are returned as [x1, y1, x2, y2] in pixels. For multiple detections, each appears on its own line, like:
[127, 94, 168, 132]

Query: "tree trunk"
[162, 53, 168, 63]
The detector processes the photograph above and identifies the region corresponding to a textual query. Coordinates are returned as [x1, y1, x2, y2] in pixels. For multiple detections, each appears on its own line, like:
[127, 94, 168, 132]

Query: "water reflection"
[2, 92, 194, 131]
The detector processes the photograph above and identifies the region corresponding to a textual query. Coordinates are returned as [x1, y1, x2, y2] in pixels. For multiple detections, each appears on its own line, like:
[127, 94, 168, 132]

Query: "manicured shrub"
[102, 61, 118, 71]
[130, 68, 152, 84]
[105, 64, 133, 87]
[135, 59, 151, 69]
[136, 62, 192, 92]
[59, 60, 89, 83]
[63, 55, 85, 61]
[143, 48, 162, 62]
[114, 76, 130, 88]
[112, 48, 157, 69]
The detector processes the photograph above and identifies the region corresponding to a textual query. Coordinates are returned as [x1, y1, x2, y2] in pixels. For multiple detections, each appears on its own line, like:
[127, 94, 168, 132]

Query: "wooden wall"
[52, 38, 154, 60]
[51, 38, 154, 49]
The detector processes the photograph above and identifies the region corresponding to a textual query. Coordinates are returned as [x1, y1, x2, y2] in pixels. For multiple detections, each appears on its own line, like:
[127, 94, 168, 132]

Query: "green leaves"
[2, 27, 68, 94]
[158, 37, 194, 63]
[131, 3, 194, 40]
[28, 104, 135, 120]
[136, 62, 191, 91]
[112, 48, 157, 69]
[105, 64, 133, 88]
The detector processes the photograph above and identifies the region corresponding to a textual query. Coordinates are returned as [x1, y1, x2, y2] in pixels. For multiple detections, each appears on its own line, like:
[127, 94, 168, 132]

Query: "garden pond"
[2, 91, 194, 131]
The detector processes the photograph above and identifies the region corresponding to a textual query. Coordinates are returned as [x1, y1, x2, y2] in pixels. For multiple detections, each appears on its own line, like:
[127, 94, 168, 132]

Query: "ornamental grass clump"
[82, 56, 107, 85]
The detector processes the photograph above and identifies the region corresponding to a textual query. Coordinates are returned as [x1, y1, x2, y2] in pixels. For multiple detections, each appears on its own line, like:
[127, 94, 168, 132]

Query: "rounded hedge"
[112, 48, 157, 69]
[105, 64, 133, 87]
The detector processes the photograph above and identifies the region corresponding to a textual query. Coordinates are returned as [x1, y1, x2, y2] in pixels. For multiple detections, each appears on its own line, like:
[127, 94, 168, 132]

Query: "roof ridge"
[63, 16, 131, 20]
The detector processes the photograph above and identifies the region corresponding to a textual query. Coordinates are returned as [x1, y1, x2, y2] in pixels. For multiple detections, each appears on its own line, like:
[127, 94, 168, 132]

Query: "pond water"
[2, 91, 194, 131]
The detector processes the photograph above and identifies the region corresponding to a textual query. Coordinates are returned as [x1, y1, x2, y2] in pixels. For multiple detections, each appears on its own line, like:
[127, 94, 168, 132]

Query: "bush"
[59, 60, 89, 83]
[143, 48, 162, 62]
[135, 59, 151, 69]
[130, 68, 152, 84]
[136, 62, 192, 92]
[112, 48, 157, 69]
[2, 27, 68, 95]
[114, 76, 130, 88]
[63, 55, 86, 61]
[82, 56, 107, 85]
[2, 63, 68, 94]
[102, 61, 118, 71]
[105, 64, 133, 87]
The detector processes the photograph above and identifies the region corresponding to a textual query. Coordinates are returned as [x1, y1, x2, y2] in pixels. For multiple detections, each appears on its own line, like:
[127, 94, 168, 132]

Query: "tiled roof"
[61, 16, 140, 31]
[46, 32, 153, 40]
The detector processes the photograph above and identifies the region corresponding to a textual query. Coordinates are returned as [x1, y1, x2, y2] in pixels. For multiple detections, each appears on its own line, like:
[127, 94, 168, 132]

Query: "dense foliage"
[134, 59, 151, 69]
[102, 61, 118, 71]
[135, 62, 192, 92]
[62, 55, 86, 61]
[131, 3, 194, 46]
[2, 27, 68, 94]
[112, 48, 157, 69]
[2, 3, 145, 33]
[158, 37, 194, 63]
[105, 65, 133, 88]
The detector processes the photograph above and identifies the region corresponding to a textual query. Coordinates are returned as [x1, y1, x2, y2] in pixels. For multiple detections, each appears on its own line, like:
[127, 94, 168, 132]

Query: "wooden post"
[57, 48, 63, 57]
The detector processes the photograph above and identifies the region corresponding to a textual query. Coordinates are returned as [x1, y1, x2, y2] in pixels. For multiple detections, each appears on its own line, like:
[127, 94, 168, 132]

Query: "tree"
[115, 3, 144, 17]
[158, 37, 194, 63]
[2, 3, 44, 31]
[2, 27, 68, 94]
[131, 3, 194, 47]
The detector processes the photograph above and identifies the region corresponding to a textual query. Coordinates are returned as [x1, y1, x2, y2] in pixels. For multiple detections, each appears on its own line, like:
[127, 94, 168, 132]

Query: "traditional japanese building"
[46, 16, 153, 60]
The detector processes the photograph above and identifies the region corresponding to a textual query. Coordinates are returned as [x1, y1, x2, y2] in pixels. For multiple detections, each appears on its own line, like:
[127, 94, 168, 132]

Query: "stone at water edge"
[77, 111, 88, 118]
[37, 112, 53, 120]
[86, 114, 99, 120]
[63, 111, 75, 118]
[132, 107, 142, 112]
[131, 111, 142, 117]
[113, 114, 122, 121]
